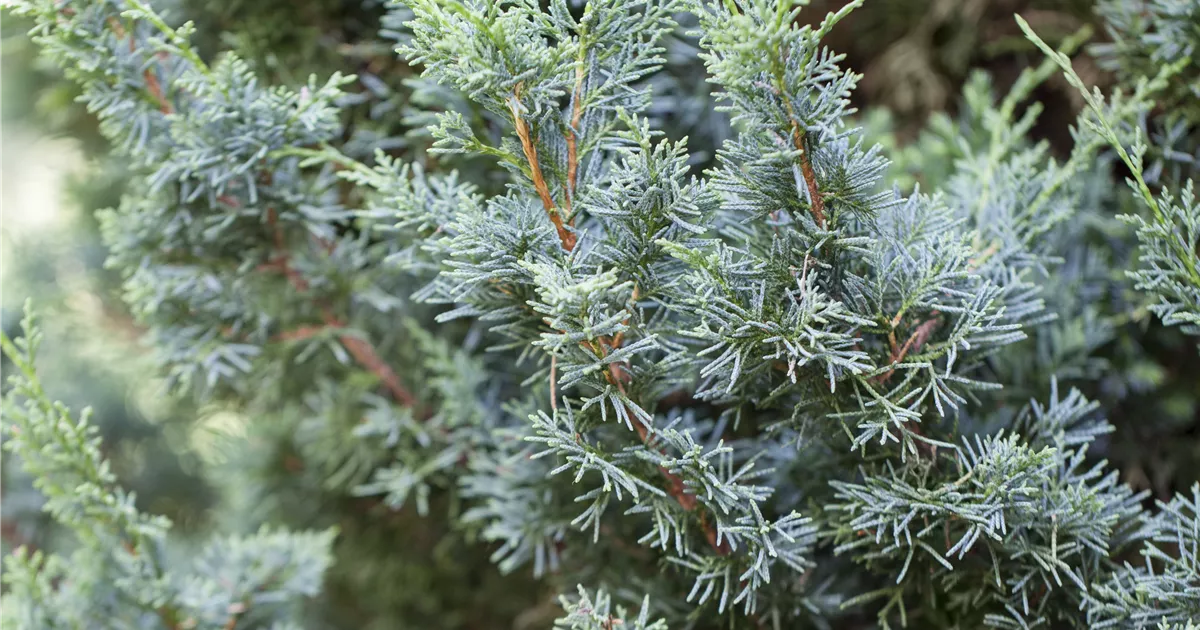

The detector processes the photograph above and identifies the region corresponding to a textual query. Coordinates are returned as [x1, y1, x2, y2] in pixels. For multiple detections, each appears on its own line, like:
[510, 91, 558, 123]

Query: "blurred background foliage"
[2, 0, 1197, 626]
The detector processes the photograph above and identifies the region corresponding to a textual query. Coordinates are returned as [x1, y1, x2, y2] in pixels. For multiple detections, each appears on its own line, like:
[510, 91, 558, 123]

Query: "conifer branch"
[607, 363, 728, 555]
[599, 285, 730, 555]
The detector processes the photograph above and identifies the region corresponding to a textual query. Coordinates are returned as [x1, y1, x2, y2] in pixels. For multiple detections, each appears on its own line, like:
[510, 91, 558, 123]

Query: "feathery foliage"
[2, 305, 335, 629]
[4, 0, 1199, 628]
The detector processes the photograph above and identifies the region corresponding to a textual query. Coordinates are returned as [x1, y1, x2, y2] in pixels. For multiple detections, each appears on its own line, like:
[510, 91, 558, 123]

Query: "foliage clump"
[3, 0, 1198, 628]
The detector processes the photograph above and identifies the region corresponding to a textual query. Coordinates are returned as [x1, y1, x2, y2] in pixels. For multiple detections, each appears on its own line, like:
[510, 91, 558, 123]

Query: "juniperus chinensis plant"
[4, 0, 1199, 628]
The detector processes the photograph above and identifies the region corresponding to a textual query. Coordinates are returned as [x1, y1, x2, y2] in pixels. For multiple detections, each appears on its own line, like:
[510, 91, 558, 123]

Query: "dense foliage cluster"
[2, 0, 1198, 628]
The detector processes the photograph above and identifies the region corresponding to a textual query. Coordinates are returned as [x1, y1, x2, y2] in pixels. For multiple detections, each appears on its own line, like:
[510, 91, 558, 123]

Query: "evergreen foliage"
[3, 0, 1199, 628]
[1095, 0, 1199, 125]
[2, 305, 335, 629]
[1023, 14, 1200, 338]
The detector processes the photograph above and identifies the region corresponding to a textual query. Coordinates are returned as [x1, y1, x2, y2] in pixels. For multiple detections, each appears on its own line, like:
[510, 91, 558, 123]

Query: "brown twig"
[563, 64, 586, 214]
[509, 84, 577, 251]
[335, 323, 417, 407]
[550, 355, 559, 412]
[763, 38, 827, 231]
[789, 120, 826, 228]
[261, 209, 418, 407]
[873, 315, 941, 385]
[144, 67, 171, 114]
[598, 316, 730, 555]
[108, 17, 172, 114]
[275, 325, 327, 342]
